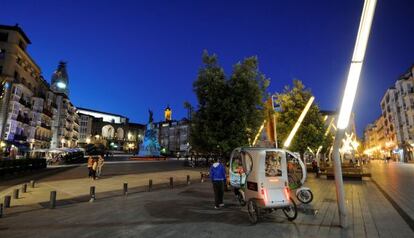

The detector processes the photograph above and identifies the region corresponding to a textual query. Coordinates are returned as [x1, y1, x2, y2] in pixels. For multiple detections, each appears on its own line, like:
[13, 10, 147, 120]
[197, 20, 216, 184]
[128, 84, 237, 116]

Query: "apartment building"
[0, 24, 78, 155]
[368, 65, 414, 161]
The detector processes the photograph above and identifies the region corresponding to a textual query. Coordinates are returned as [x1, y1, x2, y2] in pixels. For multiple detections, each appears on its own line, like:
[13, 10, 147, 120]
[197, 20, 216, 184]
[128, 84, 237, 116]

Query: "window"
[18, 40, 26, 51]
[0, 49, 5, 59]
[265, 151, 282, 177]
[0, 32, 8, 42]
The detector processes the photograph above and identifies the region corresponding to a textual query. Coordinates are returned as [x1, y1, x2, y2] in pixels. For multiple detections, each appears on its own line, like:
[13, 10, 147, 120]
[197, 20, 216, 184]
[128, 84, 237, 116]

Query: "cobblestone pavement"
[1, 163, 413, 238]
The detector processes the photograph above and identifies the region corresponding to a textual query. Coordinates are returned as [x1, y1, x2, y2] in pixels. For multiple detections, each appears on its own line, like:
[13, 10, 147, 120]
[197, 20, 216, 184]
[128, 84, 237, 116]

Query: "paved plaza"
[1, 160, 414, 237]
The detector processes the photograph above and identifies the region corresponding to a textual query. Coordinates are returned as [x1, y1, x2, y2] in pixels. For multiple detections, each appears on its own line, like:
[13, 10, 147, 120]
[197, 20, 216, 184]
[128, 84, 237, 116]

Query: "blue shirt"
[210, 162, 226, 181]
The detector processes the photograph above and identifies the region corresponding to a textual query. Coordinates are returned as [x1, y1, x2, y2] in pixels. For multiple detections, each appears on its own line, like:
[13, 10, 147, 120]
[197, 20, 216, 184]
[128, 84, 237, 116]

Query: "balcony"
[19, 98, 32, 108]
[41, 123, 51, 130]
[16, 114, 31, 125]
[35, 135, 51, 142]
[14, 134, 27, 141]
[43, 108, 53, 118]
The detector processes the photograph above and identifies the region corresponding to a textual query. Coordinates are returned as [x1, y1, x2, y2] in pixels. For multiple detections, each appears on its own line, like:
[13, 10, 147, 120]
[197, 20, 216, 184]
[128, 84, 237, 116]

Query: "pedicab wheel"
[247, 199, 260, 224]
[283, 198, 297, 221]
[297, 189, 313, 204]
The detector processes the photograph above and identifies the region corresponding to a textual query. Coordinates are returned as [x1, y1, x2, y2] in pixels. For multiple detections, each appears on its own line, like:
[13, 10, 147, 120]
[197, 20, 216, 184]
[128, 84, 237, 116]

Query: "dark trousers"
[212, 180, 224, 206]
[88, 167, 96, 179]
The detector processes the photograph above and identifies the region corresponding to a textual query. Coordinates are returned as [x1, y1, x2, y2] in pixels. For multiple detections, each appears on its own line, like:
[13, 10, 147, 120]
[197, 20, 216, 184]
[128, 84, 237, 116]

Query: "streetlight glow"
[337, 0, 377, 129]
[252, 120, 266, 146]
[283, 96, 314, 148]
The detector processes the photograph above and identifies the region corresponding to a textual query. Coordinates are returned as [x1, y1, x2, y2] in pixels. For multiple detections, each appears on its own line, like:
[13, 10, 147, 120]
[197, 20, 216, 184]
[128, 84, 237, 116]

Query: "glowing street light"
[283, 96, 315, 148]
[337, 0, 377, 129]
[252, 120, 266, 146]
[332, 0, 377, 228]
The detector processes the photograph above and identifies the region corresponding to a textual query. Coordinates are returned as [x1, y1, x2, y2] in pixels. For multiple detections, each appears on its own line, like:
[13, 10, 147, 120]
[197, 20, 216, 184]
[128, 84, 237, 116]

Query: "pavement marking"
[371, 178, 414, 232]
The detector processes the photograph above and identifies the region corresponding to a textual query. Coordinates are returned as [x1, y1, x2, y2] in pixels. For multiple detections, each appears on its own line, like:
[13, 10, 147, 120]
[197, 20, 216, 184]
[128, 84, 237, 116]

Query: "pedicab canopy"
[229, 147, 307, 190]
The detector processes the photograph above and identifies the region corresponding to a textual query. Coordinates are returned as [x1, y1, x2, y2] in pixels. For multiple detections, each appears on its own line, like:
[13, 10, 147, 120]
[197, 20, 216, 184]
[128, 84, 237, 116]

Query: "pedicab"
[229, 147, 298, 224]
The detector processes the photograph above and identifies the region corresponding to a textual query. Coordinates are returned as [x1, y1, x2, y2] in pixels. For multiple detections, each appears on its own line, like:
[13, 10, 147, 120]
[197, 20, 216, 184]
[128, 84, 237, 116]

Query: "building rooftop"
[77, 107, 126, 119]
[0, 24, 31, 44]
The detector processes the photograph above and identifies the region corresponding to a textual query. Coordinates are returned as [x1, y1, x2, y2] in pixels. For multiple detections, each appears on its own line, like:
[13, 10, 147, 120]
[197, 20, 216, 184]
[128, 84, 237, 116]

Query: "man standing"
[210, 158, 226, 209]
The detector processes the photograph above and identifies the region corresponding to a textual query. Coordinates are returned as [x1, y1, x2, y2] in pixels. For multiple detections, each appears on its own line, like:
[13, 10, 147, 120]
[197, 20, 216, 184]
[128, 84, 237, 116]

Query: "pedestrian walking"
[87, 156, 94, 179]
[96, 154, 105, 177]
[210, 158, 226, 209]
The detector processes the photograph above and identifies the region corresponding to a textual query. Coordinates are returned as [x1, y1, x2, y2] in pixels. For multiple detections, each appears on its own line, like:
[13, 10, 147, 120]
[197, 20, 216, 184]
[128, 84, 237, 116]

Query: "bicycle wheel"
[283, 198, 298, 221]
[247, 199, 260, 224]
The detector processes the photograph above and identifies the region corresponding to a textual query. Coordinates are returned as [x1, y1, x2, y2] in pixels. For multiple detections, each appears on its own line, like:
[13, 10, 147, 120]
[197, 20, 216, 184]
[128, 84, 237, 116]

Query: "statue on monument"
[138, 109, 161, 157]
[148, 109, 154, 123]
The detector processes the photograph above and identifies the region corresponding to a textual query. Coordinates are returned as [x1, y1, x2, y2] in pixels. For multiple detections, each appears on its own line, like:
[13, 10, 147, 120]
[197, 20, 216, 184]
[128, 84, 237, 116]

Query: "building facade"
[363, 116, 390, 158]
[155, 119, 190, 155]
[0, 25, 79, 157]
[76, 107, 144, 151]
[154, 106, 190, 156]
[378, 65, 414, 161]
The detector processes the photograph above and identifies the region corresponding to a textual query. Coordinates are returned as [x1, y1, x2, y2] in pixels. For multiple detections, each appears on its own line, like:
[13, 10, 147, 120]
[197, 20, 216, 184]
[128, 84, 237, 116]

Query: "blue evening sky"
[1, 0, 413, 136]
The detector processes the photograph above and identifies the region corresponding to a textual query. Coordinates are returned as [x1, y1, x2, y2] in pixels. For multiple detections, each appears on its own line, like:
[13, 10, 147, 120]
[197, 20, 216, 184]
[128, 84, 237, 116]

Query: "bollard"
[170, 177, 173, 189]
[50, 191, 57, 209]
[148, 179, 153, 192]
[22, 183, 27, 193]
[0, 203, 3, 218]
[123, 183, 128, 196]
[13, 189, 19, 199]
[4, 196, 11, 208]
[89, 186, 96, 202]
[30, 180, 35, 188]
[187, 175, 190, 185]
[201, 173, 204, 183]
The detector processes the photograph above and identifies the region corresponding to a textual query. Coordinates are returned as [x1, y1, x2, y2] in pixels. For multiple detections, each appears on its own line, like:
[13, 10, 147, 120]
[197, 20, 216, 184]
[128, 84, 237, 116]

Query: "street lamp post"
[333, 0, 377, 228]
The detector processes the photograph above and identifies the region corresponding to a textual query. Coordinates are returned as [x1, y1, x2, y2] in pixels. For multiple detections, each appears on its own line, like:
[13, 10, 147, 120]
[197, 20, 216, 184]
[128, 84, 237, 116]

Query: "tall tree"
[276, 80, 326, 158]
[190, 51, 227, 155]
[189, 51, 269, 157]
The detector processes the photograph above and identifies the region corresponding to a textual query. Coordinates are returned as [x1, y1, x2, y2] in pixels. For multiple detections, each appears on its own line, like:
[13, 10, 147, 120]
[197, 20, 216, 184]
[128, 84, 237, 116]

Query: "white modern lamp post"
[333, 0, 377, 228]
[283, 96, 315, 149]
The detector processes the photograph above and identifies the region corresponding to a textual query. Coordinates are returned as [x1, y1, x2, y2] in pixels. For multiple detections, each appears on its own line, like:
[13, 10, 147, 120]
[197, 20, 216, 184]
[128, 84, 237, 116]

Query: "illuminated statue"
[138, 109, 160, 157]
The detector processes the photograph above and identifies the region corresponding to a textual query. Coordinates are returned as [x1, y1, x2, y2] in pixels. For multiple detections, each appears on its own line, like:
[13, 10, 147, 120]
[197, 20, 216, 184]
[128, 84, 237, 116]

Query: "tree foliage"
[276, 80, 327, 157]
[189, 51, 269, 157]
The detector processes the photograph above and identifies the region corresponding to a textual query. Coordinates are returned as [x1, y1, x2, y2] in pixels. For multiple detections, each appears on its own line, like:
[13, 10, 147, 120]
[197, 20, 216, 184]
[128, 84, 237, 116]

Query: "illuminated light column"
[283, 96, 315, 148]
[252, 120, 266, 146]
[333, 0, 377, 228]
[271, 95, 278, 148]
